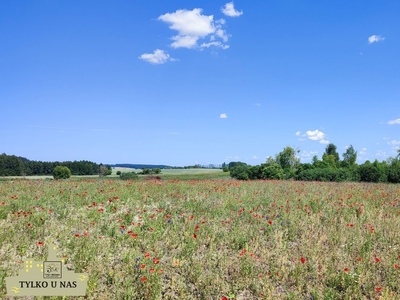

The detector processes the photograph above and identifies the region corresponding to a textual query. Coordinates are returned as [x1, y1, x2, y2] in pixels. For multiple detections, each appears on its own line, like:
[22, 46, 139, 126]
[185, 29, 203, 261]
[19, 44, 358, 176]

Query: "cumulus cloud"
[139, 49, 173, 64]
[221, 2, 243, 17]
[305, 130, 329, 144]
[368, 35, 385, 44]
[295, 131, 301, 136]
[387, 118, 400, 125]
[220, 113, 228, 118]
[158, 8, 229, 50]
[359, 148, 367, 155]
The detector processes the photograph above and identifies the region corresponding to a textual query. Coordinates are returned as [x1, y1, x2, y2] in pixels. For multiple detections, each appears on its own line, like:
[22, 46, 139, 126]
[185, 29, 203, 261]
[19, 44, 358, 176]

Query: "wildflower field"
[1, 179, 400, 299]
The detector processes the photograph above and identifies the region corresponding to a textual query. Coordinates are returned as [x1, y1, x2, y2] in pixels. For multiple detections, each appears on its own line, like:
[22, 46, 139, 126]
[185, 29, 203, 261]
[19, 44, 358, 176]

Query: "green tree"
[53, 166, 71, 179]
[322, 154, 338, 169]
[342, 145, 357, 168]
[275, 146, 300, 171]
[0, 153, 24, 176]
[99, 164, 112, 176]
[322, 143, 340, 167]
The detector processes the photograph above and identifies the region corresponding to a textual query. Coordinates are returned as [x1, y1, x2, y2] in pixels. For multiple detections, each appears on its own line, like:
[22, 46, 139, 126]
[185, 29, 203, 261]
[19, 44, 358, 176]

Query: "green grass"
[1, 179, 400, 299]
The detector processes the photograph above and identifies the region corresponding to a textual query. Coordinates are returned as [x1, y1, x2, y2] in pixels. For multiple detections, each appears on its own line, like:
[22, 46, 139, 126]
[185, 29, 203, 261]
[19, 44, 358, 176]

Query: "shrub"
[53, 166, 71, 180]
[260, 164, 284, 180]
[296, 168, 351, 182]
[120, 172, 138, 180]
[116, 171, 121, 175]
[230, 164, 249, 180]
[388, 162, 400, 183]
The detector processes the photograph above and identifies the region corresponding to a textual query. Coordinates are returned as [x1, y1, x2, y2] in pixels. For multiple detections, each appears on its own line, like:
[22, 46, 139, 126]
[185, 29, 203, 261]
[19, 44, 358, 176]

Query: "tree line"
[228, 144, 400, 183]
[0, 153, 106, 176]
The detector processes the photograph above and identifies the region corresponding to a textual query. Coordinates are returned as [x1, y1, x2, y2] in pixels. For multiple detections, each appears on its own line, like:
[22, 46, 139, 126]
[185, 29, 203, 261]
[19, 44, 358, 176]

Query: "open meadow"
[1, 179, 400, 299]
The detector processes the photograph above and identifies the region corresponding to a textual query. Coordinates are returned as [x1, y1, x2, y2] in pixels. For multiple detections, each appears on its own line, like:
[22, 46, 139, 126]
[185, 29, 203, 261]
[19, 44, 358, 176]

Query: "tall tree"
[275, 146, 300, 171]
[322, 143, 340, 168]
[342, 145, 357, 168]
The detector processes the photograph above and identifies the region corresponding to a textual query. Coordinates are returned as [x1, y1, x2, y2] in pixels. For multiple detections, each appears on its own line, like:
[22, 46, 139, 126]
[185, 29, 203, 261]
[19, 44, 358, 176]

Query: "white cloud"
[139, 49, 173, 64]
[376, 150, 388, 157]
[171, 35, 199, 48]
[387, 118, 400, 125]
[306, 130, 325, 141]
[252, 155, 258, 159]
[221, 2, 243, 17]
[201, 41, 229, 49]
[295, 131, 302, 136]
[220, 113, 228, 118]
[301, 151, 318, 157]
[368, 35, 385, 44]
[320, 139, 329, 145]
[158, 8, 229, 50]
[388, 140, 400, 146]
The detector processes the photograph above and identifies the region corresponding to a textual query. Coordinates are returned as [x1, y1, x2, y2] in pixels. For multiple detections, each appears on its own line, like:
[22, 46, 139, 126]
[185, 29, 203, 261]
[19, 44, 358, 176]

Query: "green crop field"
[1, 179, 400, 299]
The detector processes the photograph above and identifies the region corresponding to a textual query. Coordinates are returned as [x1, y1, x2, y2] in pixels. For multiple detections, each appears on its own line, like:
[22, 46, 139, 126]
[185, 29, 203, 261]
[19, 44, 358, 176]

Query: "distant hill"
[109, 164, 173, 169]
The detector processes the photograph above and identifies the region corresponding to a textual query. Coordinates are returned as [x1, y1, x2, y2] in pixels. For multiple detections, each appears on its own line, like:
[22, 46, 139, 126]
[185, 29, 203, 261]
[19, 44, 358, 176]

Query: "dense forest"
[228, 144, 400, 183]
[0, 153, 103, 176]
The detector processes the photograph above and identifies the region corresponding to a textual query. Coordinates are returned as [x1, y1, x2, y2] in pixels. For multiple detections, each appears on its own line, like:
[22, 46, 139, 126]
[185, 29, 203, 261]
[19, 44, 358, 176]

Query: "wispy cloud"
[388, 140, 400, 146]
[387, 118, 400, 125]
[221, 2, 243, 17]
[158, 8, 229, 50]
[359, 148, 367, 155]
[139, 49, 174, 64]
[368, 35, 385, 44]
[220, 113, 228, 119]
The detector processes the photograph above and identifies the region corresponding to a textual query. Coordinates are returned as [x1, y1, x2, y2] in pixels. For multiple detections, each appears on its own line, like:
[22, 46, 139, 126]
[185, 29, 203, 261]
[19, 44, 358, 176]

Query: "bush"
[230, 164, 249, 180]
[388, 162, 400, 183]
[120, 172, 138, 180]
[260, 164, 284, 180]
[116, 171, 121, 175]
[296, 168, 351, 182]
[53, 166, 71, 179]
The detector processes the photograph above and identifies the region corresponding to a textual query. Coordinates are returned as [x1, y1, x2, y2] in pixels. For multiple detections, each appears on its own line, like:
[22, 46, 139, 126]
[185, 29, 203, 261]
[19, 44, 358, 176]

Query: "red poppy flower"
[375, 287, 382, 292]
[141, 277, 147, 282]
[37, 241, 43, 246]
[344, 268, 349, 273]
[394, 264, 399, 269]
[193, 234, 197, 239]
[300, 257, 306, 264]
[140, 264, 146, 269]
[131, 233, 138, 238]
[375, 257, 381, 263]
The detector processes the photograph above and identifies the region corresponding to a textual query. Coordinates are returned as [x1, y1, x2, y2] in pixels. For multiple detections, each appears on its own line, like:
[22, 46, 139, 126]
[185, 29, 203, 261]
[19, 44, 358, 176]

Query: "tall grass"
[1, 179, 399, 299]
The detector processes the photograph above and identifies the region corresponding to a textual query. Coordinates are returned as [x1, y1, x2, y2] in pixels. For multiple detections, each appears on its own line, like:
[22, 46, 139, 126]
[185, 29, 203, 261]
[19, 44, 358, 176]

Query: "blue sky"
[1, 0, 399, 166]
